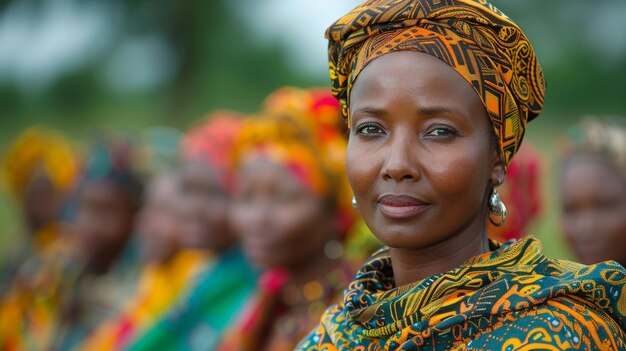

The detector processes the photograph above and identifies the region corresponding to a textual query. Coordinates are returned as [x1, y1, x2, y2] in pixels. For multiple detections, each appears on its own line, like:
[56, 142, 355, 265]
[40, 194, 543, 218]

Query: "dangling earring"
[351, 195, 358, 209]
[488, 188, 507, 227]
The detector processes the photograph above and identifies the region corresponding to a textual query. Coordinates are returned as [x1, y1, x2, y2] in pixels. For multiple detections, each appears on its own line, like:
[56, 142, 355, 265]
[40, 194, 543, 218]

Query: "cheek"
[425, 147, 489, 203]
[346, 138, 379, 196]
[274, 201, 328, 245]
[205, 198, 228, 224]
[110, 212, 133, 239]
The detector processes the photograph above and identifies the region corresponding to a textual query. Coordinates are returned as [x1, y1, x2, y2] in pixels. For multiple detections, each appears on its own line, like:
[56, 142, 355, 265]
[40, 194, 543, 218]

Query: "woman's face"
[347, 51, 502, 250]
[230, 156, 334, 270]
[75, 180, 136, 272]
[560, 158, 626, 265]
[23, 172, 59, 232]
[136, 173, 182, 264]
[178, 161, 233, 252]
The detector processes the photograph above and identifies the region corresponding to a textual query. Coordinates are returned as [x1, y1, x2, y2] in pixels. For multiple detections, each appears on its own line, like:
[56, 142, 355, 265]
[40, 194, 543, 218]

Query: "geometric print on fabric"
[296, 236, 626, 350]
[326, 0, 546, 169]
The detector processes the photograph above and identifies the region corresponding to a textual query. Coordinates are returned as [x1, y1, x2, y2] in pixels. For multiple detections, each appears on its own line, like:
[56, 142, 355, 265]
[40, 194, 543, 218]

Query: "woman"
[0, 133, 143, 350]
[559, 116, 626, 266]
[297, 0, 626, 350]
[126, 113, 256, 351]
[218, 87, 357, 351]
[0, 127, 78, 295]
[78, 128, 206, 350]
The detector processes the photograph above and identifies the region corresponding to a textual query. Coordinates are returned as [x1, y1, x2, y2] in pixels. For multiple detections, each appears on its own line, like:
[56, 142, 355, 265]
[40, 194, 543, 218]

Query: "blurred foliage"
[0, 0, 318, 146]
[1, 0, 624, 137]
[0, 0, 624, 259]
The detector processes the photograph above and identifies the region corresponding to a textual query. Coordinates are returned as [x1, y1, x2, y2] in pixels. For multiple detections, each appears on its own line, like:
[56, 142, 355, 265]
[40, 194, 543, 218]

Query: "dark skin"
[23, 170, 60, 233]
[74, 180, 137, 275]
[178, 161, 235, 253]
[348, 51, 504, 286]
[230, 156, 339, 284]
[560, 157, 626, 266]
[136, 172, 182, 264]
[230, 155, 341, 351]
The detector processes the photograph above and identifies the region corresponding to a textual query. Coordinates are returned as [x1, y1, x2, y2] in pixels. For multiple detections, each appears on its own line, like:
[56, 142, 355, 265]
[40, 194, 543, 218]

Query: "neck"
[389, 219, 491, 287]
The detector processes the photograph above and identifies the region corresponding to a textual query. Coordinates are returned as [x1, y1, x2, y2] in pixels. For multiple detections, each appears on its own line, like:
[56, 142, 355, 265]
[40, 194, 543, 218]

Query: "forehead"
[349, 51, 484, 119]
[239, 155, 296, 183]
[562, 157, 626, 199]
[80, 180, 127, 204]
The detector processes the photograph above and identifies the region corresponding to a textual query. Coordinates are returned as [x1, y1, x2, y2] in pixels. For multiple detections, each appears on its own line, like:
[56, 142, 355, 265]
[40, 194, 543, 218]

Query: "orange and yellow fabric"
[77, 250, 208, 350]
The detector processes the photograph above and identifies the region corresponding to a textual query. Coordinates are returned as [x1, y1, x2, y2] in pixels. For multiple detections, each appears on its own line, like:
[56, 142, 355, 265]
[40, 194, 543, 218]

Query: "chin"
[373, 230, 430, 250]
[366, 217, 428, 247]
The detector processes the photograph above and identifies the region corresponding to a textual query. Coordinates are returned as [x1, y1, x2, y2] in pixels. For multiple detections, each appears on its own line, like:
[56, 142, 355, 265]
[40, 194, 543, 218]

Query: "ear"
[489, 148, 506, 188]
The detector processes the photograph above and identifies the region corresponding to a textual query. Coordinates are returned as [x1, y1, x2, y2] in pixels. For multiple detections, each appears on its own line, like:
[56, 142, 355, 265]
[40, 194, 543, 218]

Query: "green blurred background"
[1, 0, 625, 260]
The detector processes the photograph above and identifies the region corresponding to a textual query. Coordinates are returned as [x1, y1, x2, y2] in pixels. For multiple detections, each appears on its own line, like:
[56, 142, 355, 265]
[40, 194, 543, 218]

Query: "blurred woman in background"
[0, 133, 143, 350]
[77, 127, 205, 350]
[218, 87, 357, 351]
[0, 127, 78, 296]
[559, 116, 626, 266]
[126, 113, 256, 351]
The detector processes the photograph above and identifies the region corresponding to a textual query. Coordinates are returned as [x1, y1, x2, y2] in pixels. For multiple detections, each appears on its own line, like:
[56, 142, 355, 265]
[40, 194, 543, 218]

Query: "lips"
[377, 194, 430, 219]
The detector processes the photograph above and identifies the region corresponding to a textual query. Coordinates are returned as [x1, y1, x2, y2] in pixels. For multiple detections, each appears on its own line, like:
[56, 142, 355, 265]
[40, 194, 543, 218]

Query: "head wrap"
[2, 127, 78, 199]
[558, 116, 626, 179]
[136, 126, 183, 176]
[232, 87, 355, 235]
[181, 111, 243, 193]
[81, 132, 143, 208]
[326, 0, 546, 168]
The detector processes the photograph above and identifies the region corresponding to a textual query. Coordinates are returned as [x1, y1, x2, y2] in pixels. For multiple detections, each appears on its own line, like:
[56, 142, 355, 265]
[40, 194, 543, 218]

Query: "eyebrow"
[417, 106, 468, 119]
[351, 106, 468, 120]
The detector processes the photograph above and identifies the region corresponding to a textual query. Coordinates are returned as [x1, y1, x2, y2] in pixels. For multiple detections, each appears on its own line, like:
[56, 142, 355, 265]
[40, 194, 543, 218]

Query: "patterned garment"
[125, 247, 256, 351]
[325, 0, 546, 168]
[0, 240, 83, 351]
[217, 262, 356, 351]
[75, 250, 208, 351]
[297, 236, 626, 350]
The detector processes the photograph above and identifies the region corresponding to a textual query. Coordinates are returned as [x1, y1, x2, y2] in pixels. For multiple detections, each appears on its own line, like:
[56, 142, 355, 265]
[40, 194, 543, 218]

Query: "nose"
[381, 133, 420, 182]
[240, 197, 273, 231]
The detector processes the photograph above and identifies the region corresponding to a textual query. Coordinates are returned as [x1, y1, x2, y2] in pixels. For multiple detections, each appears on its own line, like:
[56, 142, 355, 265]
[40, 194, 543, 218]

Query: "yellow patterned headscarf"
[2, 127, 78, 198]
[326, 0, 546, 168]
[232, 87, 355, 235]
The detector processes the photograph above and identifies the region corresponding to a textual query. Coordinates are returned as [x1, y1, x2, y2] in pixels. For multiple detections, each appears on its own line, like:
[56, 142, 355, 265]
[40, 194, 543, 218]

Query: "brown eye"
[426, 126, 458, 137]
[356, 123, 385, 136]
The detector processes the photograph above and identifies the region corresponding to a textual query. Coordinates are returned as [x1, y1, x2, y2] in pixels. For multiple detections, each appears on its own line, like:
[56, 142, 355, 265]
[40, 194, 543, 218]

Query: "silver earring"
[488, 188, 507, 227]
[351, 195, 358, 209]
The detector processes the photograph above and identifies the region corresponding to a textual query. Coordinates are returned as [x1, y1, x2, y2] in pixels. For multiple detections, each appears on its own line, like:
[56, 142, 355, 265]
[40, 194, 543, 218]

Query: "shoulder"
[463, 253, 626, 350]
[468, 296, 626, 350]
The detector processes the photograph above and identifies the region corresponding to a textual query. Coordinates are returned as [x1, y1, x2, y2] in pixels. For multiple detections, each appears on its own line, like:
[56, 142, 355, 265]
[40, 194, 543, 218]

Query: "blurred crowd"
[0, 86, 625, 351]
